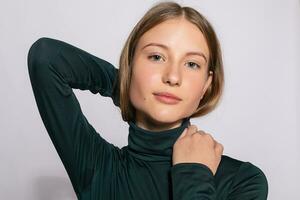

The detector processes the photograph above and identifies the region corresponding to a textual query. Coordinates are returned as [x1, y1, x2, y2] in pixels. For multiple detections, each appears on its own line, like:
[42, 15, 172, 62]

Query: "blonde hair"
[112, 1, 224, 122]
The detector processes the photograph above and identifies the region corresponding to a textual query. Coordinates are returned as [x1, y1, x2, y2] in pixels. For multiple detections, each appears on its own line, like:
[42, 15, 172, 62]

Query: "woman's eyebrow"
[141, 42, 207, 63]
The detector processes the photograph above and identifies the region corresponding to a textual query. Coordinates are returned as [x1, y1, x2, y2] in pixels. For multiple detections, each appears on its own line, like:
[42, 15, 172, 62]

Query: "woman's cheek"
[183, 80, 205, 114]
[129, 73, 150, 109]
[129, 77, 142, 108]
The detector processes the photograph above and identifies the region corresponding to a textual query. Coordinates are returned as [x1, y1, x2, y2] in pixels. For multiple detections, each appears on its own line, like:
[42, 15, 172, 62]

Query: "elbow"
[27, 37, 55, 73]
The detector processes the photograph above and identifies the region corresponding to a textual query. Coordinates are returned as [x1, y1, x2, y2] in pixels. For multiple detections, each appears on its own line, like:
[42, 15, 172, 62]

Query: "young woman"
[27, 1, 268, 200]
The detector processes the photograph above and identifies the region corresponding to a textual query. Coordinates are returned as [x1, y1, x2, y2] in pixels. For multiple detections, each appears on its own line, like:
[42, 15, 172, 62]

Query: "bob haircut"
[112, 1, 224, 122]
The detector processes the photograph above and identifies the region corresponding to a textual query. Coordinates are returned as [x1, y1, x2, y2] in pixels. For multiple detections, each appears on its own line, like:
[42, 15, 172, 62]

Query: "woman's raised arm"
[27, 37, 120, 196]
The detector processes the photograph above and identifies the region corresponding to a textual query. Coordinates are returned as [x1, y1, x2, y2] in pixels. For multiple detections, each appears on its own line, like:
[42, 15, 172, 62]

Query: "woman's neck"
[134, 112, 183, 132]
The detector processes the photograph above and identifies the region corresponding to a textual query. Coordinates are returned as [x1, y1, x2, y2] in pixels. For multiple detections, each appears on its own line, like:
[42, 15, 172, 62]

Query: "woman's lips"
[153, 93, 182, 105]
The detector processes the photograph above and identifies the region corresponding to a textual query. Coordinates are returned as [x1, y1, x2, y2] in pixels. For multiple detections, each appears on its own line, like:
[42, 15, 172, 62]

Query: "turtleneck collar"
[127, 117, 191, 162]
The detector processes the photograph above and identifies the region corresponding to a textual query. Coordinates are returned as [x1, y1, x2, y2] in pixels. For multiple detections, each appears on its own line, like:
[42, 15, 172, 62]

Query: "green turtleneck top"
[27, 37, 268, 200]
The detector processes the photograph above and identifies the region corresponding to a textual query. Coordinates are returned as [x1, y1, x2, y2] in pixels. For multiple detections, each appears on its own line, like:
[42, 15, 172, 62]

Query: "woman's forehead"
[137, 18, 209, 57]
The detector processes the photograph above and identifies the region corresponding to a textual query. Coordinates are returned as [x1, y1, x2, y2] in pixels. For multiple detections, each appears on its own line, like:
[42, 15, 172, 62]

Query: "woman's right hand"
[172, 124, 224, 176]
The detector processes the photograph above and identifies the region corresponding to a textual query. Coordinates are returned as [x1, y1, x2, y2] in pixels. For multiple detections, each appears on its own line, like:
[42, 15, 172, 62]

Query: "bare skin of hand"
[172, 125, 224, 176]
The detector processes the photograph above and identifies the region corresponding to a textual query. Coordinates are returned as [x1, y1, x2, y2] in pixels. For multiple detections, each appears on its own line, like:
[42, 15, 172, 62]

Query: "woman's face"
[129, 17, 212, 131]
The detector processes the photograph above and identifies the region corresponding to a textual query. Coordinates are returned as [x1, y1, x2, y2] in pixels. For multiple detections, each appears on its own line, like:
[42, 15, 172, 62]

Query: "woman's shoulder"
[219, 154, 268, 179]
[219, 155, 266, 175]
[217, 154, 268, 197]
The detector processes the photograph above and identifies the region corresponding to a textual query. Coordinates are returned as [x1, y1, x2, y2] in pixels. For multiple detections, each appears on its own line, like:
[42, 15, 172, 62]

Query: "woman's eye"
[148, 54, 164, 62]
[186, 62, 200, 69]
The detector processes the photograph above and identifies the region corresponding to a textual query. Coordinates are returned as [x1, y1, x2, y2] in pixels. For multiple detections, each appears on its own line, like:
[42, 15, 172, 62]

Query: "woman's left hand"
[172, 124, 224, 176]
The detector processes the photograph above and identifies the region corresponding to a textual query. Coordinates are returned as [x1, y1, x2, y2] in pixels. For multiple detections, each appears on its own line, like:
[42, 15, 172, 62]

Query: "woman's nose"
[162, 65, 182, 86]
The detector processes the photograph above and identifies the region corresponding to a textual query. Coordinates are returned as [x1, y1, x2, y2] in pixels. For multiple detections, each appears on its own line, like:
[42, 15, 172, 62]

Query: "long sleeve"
[227, 162, 268, 200]
[27, 37, 120, 196]
[171, 162, 268, 200]
[171, 163, 216, 200]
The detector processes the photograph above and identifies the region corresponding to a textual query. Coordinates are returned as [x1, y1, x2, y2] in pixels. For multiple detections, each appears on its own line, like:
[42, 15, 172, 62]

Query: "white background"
[0, 0, 299, 199]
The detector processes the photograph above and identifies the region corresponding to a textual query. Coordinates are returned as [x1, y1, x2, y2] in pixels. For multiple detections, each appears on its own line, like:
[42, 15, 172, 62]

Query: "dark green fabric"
[27, 37, 269, 200]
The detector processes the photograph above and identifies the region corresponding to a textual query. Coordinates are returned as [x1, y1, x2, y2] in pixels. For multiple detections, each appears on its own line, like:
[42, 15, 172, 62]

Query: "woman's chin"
[146, 111, 184, 127]
[134, 105, 189, 130]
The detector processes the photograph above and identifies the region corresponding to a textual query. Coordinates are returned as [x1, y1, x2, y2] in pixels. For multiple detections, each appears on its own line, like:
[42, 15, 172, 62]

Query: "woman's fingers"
[173, 123, 224, 175]
[178, 125, 198, 139]
[178, 128, 188, 139]
[187, 125, 198, 136]
[215, 141, 224, 154]
[188, 126, 224, 154]
[180, 124, 224, 153]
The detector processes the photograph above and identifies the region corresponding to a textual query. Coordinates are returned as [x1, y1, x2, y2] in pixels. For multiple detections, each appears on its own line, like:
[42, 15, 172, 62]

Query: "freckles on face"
[183, 75, 207, 113]
[128, 17, 211, 122]
[129, 61, 189, 123]
[129, 58, 160, 111]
